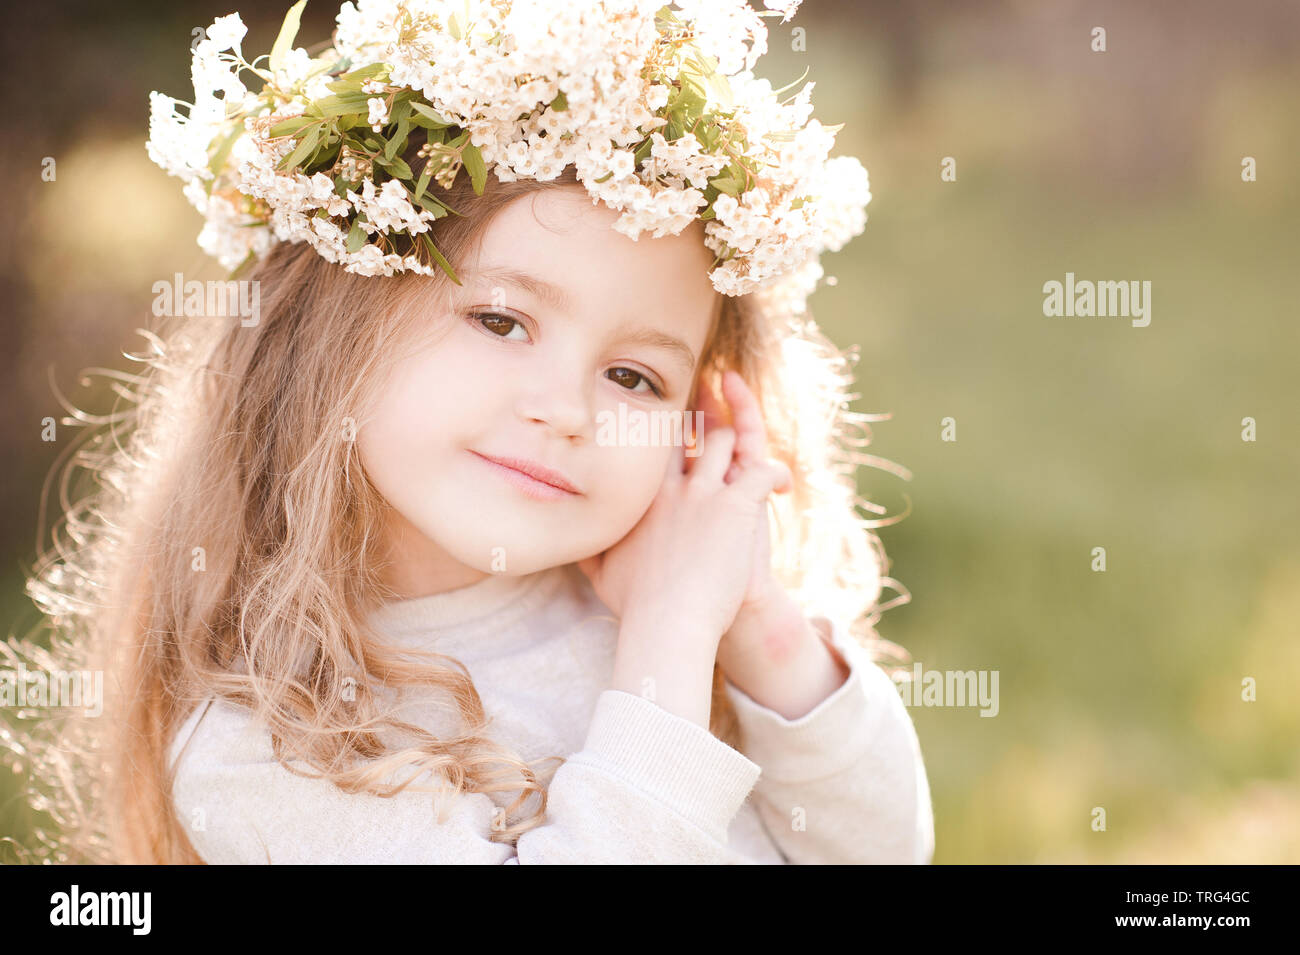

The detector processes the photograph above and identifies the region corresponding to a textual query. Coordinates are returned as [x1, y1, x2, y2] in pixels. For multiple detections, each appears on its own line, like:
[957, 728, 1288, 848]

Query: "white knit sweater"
[168, 562, 934, 863]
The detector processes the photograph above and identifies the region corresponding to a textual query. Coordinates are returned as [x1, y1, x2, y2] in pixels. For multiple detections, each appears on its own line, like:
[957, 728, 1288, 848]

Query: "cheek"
[357, 354, 459, 480]
[371, 344, 478, 433]
[592, 442, 674, 527]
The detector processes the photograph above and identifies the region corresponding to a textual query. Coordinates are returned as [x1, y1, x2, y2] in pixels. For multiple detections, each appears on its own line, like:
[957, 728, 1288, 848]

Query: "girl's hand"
[688, 371, 792, 614]
[577, 373, 792, 643]
[693, 374, 846, 715]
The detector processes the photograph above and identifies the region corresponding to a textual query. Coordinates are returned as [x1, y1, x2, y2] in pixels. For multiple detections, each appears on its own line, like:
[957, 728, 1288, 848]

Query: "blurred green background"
[3, 0, 1297, 862]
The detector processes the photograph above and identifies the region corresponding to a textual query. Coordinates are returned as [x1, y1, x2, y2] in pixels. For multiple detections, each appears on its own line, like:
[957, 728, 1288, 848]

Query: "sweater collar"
[366, 564, 570, 638]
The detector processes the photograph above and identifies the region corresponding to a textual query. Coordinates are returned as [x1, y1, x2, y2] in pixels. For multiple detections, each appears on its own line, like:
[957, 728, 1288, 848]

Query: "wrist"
[724, 584, 807, 664]
[720, 612, 851, 720]
[620, 605, 724, 652]
[613, 614, 722, 729]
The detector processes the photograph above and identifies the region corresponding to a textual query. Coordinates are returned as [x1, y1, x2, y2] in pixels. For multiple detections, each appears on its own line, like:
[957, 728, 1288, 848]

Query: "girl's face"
[358, 185, 720, 594]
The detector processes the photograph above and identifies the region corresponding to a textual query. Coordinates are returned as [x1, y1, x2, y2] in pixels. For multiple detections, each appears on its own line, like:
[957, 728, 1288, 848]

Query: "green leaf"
[675, 82, 708, 122]
[385, 105, 411, 160]
[410, 102, 452, 128]
[340, 62, 388, 83]
[461, 141, 486, 195]
[549, 90, 568, 112]
[414, 190, 462, 218]
[414, 160, 434, 201]
[711, 170, 741, 197]
[376, 155, 413, 180]
[687, 52, 732, 107]
[269, 0, 308, 74]
[328, 63, 389, 94]
[312, 93, 372, 117]
[384, 128, 408, 161]
[269, 116, 313, 138]
[207, 124, 243, 177]
[421, 232, 461, 285]
[277, 126, 323, 171]
[346, 220, 368, 253]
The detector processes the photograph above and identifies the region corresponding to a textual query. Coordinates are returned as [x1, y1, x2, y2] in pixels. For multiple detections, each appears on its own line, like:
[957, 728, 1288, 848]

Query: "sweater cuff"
[722, 615, 883, 783]
[575, 689, 762, 842]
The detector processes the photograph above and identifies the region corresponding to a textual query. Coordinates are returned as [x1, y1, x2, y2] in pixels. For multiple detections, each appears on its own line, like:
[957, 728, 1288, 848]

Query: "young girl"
[6, 0, 932, 864]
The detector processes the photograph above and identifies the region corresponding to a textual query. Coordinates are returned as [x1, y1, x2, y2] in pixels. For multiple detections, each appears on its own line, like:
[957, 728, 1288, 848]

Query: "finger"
[692, 424, 736, 485]
[730, 456, 792, 492]
[721, 370, 769, 467]
[772, 458, 793, 493]
[730, 459, 792, 502]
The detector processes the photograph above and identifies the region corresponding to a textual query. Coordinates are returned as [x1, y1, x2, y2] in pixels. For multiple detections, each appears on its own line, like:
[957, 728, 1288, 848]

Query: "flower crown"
[146, 0, 871, 311]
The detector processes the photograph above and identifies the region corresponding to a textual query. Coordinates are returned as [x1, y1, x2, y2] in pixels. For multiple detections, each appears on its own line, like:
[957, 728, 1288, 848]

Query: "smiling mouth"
[468, 450, 582, 501]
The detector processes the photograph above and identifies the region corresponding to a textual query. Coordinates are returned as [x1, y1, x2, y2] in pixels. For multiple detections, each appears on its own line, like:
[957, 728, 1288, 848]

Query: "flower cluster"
[146, 0, 871, 308]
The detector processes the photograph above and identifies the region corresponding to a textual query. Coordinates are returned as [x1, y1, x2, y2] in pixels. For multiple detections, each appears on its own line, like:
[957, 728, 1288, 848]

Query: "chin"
[438, 533, 572, 576]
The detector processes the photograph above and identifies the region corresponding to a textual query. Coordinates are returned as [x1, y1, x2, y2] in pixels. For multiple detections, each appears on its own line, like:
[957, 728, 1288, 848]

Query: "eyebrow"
[472, 266, 573, 312]
[611, 324, 697, 373]
[468, 266, 698, 373]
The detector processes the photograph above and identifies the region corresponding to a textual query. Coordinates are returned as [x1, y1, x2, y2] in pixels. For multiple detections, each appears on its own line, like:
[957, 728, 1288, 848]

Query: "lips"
[469, 450, 582, 498]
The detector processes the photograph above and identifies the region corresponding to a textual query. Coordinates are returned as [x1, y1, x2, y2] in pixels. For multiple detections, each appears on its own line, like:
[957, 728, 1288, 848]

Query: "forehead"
[469, 187, 718, 316]
[462, 184, 722, 343]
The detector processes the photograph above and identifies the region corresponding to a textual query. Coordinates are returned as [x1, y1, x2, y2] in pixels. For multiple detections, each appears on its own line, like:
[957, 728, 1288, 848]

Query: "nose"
[514, 358, 592, 442]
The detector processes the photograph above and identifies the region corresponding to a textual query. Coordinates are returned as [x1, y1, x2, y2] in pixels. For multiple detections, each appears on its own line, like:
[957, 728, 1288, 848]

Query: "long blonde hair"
[3, 159, 911, 864]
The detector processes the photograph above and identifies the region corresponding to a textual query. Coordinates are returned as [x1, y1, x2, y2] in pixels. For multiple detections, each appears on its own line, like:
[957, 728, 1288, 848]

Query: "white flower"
[146, 91, 219, 182]
[153, 0, 865, 312]
[204, 13, 247, 53]
[367, 96, 390, 131]
[814, 156, 871, 252]
[762, 0, 803, 24]
[273, 47, 331, 95]
[192, 43, 248, 105]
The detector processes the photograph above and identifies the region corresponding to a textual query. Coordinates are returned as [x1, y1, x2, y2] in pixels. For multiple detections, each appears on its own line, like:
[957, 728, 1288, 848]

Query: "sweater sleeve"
[721, 615, 935, 865]
[169, 690, 763, 864]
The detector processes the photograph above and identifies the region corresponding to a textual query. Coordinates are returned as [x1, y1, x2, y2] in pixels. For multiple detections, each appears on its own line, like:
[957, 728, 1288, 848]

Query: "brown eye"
[470, 310, 530, 342]
[606, 367, 662, 398]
